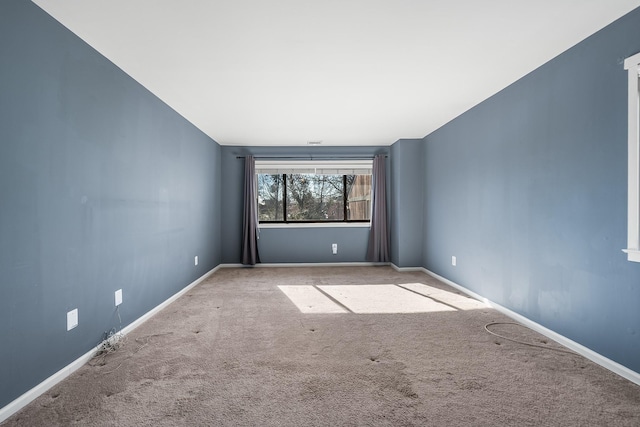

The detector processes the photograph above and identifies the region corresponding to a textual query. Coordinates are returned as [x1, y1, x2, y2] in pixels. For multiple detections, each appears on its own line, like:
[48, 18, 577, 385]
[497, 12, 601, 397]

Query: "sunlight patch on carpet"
[318, 285, 456, 314]
[278, 285, 348, 313]
[398, 283, 486, 310]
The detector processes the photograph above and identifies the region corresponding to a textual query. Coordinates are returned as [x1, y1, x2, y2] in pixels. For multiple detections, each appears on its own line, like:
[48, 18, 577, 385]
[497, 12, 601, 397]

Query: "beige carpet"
[3, 267, 640, 426]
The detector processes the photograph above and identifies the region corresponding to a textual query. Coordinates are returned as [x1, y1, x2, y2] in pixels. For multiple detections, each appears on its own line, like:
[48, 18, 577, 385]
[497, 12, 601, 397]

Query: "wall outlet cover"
[115, 289, 123, 306]
[195, 256, 198, 266]
[452, 256, 457, 266]
[67, 309, 78, 331]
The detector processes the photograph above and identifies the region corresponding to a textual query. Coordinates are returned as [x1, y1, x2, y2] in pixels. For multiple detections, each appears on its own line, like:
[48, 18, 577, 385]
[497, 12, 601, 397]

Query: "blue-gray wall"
[423, 7, 640, 372]
[390, 139, 424, 268]
[220, 146, 388, 264]
[0, 0, 221, 408]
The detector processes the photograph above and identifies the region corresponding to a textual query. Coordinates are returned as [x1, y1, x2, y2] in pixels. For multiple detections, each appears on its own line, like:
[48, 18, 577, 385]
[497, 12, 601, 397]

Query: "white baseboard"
[119, 266, 219, 336]
[422, 268, 640, 387]
[390, 264, 425, 272]
[0, 266, 219, 424]
[0, 346, 97, 425]
[220, 262, 390, 268]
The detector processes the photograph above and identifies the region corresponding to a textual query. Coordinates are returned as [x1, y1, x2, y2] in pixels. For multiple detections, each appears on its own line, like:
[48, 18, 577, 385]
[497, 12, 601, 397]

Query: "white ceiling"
[32, 0, 640, 146]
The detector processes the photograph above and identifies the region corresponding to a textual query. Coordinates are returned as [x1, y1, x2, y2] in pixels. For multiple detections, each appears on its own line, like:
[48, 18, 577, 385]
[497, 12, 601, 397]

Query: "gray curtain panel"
[241, 155, 260, 265]
[366, 154, 390, 262]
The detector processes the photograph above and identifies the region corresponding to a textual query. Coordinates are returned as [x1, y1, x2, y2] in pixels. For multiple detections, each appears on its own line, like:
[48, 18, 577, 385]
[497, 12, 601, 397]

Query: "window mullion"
[283, 174, 288, 223]
[343, 175, 348, 221]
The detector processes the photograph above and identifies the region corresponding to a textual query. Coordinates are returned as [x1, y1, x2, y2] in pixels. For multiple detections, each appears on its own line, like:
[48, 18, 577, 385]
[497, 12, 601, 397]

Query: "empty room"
[2, 0, 640, 425]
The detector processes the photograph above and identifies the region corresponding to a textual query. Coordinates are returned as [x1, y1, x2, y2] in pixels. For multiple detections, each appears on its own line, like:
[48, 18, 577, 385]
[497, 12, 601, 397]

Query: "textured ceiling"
[32, 0, 640, 146]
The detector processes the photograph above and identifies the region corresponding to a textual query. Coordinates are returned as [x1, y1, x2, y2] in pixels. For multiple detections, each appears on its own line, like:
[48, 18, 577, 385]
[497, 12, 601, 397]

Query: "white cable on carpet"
[484, 322, 577, 355]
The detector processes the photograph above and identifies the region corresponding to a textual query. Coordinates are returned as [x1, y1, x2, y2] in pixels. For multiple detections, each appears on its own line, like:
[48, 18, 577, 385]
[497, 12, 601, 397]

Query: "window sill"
[259, 222, 370, 229]
[622, 249, 640, 262]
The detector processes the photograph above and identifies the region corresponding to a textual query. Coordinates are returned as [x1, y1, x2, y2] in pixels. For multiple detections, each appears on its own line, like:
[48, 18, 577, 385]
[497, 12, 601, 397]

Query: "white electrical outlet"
[115, 289, 123, 306]
[332, 243, 338, 254]
[452, 256, 457, 266]
[195, 256, 198, 266]
[67, 309, 78, 331]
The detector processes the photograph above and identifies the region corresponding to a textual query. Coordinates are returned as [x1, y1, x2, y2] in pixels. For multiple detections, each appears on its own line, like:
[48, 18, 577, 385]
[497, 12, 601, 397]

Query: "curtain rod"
[235, 155, 387, 160]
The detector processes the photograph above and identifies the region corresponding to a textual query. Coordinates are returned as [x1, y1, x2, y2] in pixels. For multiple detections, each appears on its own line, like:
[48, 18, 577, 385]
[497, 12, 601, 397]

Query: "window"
[256, 160, 372, 223]
[624, 52, 640, 262]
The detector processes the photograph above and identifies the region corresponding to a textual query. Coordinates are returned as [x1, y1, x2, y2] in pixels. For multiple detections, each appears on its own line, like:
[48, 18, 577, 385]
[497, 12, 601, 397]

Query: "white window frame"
[623, 52, 640, 262]
[255, 159, 373, 228]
